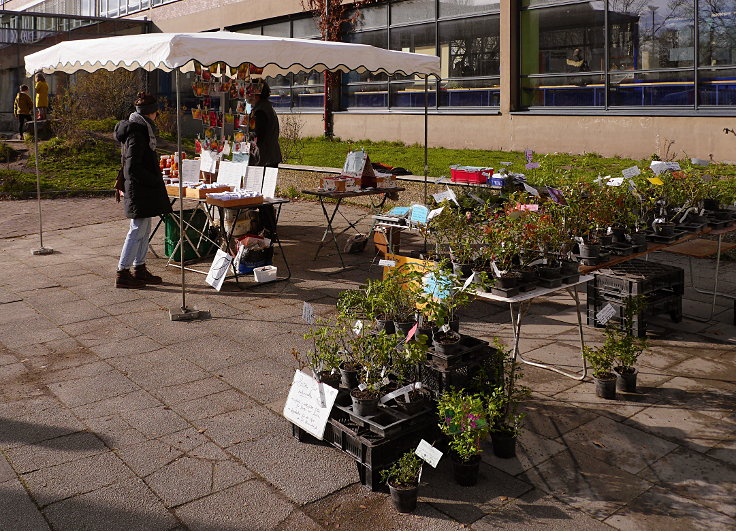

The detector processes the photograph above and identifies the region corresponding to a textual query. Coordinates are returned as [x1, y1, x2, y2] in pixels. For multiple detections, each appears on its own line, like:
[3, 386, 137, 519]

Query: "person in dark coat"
[113, 92, 172, 289]
[246, 81, 282, 168]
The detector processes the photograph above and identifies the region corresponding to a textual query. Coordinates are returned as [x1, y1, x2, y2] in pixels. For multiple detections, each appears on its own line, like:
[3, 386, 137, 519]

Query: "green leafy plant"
[485, 339, 530, 437]
[437, 389, 490, 462]
[415, 260, 473, 329]
[349, 329, 400, 395]
[301, 316, 350, 374]
[392, 333, 429, 387]
[379, 451, 422, 487]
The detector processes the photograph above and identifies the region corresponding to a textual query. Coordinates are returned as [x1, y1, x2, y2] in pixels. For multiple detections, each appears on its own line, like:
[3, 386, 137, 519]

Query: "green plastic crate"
[164, 209, 215, 261]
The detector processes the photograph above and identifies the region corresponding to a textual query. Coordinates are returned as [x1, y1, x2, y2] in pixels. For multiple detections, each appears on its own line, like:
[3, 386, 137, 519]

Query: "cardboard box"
[374, 227, 401, 257]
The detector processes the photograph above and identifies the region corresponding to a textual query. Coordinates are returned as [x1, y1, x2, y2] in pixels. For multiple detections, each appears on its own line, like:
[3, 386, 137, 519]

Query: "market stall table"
[475, 276, 594, 380]
[302, 187, 405, 268]
[209, 197, 291, 288]
[149, 196, 218, 267]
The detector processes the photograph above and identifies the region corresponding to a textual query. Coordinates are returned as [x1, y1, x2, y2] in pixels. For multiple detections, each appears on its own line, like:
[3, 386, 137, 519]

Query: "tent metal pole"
[31, 70, 53, 256]
[169, 66, 209, 322]
[423, 75, 428, 206]
[176, 67, 186, 311]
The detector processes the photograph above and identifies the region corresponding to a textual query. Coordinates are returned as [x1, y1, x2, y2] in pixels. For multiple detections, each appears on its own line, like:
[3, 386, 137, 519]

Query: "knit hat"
[134, 92, 158, 115]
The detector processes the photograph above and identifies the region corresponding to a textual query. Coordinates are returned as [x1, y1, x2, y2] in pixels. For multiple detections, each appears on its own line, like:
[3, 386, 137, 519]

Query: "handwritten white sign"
[607, 177, 625, 187]
[427, 206, 445, 221]
[181, 159, 201, 184]
[378, 259, 396, 267]
[415, 439, 443, 468]
[432, 189, 457, 205]
[205, 249, 232, 291]
[283, 370, 338, 440]
[596, 303, 616, 325]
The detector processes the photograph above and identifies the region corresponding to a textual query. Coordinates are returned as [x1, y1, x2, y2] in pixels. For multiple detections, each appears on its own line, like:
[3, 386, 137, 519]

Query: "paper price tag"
[621, 166, 640, 179]
[525, 162, 540, 170]
[596, 303, 616, 325]
[302, 302, 315, 325]
[358, 383, 367, 391]
[378, 259, 396, 267]
[607, 177, 625, 187]
[415, 439, 443, 468]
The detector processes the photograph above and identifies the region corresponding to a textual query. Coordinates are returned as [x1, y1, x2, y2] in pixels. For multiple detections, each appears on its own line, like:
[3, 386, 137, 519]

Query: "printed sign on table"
[216, 160, 246, 189]
[244, 166, 265, 193]
[262, 167, 278, 198]
[181, 159, 201, 184]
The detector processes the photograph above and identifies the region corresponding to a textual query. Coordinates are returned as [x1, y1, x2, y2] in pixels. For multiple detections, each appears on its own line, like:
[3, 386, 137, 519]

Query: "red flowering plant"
[480, 209, 523, 274]
[437, 389, 491, 463]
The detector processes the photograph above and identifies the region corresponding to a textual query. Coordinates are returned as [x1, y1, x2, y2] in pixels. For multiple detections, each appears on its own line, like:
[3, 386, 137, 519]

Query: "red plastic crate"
[450, 167, 493, 184]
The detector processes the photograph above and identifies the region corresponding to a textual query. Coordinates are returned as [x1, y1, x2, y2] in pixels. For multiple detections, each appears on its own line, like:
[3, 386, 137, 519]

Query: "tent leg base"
[32, 247, 54, 255]
[169, 306, 211, 321]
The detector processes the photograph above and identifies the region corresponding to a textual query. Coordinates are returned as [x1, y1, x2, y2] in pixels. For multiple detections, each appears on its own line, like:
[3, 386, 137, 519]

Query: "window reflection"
[699, 0, 736, 67]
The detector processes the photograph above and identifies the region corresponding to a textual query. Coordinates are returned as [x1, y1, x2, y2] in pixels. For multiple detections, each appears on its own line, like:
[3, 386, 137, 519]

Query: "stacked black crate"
[587, 259, 684, 337]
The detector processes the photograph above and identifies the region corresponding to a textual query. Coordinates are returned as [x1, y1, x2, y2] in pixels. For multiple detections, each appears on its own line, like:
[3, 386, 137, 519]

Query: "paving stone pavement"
[0, 197, 735, 530]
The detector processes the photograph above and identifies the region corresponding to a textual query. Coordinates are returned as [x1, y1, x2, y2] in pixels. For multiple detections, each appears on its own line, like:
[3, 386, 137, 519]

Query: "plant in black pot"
[338, 277, 395, 333]
[383, 266, 422, 334]
[610, 296, 648, 393]
[348, 329, 398, 417]
[298, 317, 349, 389]
[582, 342, 618, 400]
[437, 389, 490, 486]
[486, 340, 530, 458]
[380, 451, 423, 513]
[390, 333, 430, 414]
[429, 207, 480, 277]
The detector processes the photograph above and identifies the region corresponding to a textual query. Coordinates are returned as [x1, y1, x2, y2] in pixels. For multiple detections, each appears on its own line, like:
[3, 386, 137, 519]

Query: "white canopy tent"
[25, 32, 441, 318]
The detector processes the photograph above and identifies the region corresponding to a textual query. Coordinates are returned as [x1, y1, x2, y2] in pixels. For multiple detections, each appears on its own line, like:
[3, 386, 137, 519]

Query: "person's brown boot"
[116, 268, 146, 289]
[133, 264, 163, 284]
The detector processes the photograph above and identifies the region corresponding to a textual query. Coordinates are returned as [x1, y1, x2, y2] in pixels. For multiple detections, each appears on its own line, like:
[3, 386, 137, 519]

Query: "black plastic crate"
[426, 335, 489, 369]
[594, 259, 684, 296]
[587, 290, 682, 337]
[332, 399, 435, 438]
[420, 346, 502, 399]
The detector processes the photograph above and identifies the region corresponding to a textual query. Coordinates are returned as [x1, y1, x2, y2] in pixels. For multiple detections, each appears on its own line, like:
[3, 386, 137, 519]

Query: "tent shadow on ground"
[0, 418, 99, 450]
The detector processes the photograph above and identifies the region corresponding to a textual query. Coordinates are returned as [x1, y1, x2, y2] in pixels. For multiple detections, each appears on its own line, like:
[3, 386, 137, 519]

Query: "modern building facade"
[4, 0, 736, 160]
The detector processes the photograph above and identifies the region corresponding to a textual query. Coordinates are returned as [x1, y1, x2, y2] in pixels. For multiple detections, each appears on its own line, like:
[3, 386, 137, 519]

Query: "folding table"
[475, 276, 594, 380]
[302, 187, 405, 268]
[662, 225, 736, 322]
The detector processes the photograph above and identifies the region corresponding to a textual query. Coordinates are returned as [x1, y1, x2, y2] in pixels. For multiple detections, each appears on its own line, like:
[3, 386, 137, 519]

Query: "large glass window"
[439, 0, 500, 18]
[391, 0, 436, 24]
[519, 0, 726, 110]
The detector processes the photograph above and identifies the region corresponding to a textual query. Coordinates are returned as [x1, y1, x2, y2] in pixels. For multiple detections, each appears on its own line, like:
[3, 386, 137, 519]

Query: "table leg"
[314, 197, 346, 268]
[684, 234, 735, 322]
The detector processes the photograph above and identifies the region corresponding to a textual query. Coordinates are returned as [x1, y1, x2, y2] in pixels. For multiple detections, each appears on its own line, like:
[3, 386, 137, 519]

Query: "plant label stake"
[462, 273, 475, 291]
[596, 304, 616, 325]
[415, 439, 443, 468]
[405, 323, 418, 343]
[621, 166, 640, 179]
[302, 302, 315, 325]
[378, 259, 396, 267]
[353, 320, 363, 335]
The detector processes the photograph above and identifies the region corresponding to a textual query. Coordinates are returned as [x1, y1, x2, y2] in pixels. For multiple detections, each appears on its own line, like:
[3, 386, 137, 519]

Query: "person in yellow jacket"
[34, 73, 49, 120]
[13, 84, 33, 138]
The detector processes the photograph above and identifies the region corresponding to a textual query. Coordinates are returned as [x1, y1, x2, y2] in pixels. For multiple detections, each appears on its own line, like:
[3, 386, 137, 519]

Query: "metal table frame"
[149, 197, 219, 267]
[302, 187, 405, 268]
[475, 276, 594, 380]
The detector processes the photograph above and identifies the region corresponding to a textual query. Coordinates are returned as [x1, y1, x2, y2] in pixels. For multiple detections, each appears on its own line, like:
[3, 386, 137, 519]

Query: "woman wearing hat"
[113, 92, 172, 289]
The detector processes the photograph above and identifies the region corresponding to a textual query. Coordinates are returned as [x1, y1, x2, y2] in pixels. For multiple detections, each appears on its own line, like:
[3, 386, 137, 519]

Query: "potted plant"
[416, 262, 473, 355]
[437, 389, 490, 486]
[295, 316, 348, 389]
[485, 340, 530, 458]
[348, 329, 399, 416]
[390, 333, 430, 414]
[582, 341, 618, 400]
[384, 266, 421, 334]
[610, 296, 648, 392]
[429, 207, 479, 277]
[337, 277, 395, 333]
[380, 451, 423, 513]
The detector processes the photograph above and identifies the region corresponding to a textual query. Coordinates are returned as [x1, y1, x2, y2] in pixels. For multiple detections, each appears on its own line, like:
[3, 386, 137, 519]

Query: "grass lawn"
[2, 133, 734, 198]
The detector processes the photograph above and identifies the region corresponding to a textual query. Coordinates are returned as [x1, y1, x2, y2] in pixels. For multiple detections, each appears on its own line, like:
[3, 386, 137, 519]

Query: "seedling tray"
[333, 399, 435, 438]
[427, 335, 489, 369]
[491, 285, 520, 297]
